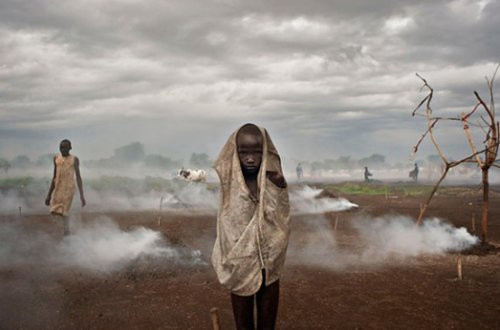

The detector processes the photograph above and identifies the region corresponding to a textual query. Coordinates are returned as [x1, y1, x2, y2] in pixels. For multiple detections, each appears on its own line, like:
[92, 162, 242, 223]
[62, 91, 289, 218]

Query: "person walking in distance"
[45, 139, 86, 235]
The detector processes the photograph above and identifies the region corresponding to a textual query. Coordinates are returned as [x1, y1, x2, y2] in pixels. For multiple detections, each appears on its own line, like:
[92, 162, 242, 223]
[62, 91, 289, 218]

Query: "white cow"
[179, 168, 207, 182]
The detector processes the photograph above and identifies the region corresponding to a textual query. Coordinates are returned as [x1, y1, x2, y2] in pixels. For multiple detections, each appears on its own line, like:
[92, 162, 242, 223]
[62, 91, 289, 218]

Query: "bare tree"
[411, 64, 499, 243]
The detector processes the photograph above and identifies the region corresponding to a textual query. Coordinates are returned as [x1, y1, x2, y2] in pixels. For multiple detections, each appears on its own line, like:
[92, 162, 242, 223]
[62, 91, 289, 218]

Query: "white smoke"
[0, 179, 219, 215]
[0, 190, 31, 214]
[54, 217, 192, 272]
[78, 181, 218, 212]
[290, 185, 358, 214]
[159, 182, 218, 210]
[0, 216, 204, 273]
[288, 215, 479, 270]
[353, 216, 478, 257]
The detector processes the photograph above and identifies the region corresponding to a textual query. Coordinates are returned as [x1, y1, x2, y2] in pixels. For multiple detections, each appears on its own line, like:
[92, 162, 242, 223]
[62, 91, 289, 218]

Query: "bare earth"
[1, 186, 500, 329]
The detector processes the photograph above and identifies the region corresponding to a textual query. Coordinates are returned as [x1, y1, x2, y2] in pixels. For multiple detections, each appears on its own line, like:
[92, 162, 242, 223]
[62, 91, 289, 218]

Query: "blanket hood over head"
[211, 125, 290, 296]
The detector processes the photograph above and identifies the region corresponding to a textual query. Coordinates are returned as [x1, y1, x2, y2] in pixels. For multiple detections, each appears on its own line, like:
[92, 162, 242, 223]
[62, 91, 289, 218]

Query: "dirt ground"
[1, 185, 500, 329]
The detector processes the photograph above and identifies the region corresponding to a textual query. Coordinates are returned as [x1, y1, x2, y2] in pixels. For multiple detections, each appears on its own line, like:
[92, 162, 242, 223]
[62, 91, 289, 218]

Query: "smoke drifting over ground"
[289, 185, 358, 214]
[353, 217, 477, 256]
[84, 183, 218, 213]
[55, 217, 204, 272]
[0, 180, 362, 216]
[0, 190, 32, 214]
[289, 215, 479, 270]
[0, 175, 481, 274]
[0, 178, 219, 215]
[0, 216, 204, 273]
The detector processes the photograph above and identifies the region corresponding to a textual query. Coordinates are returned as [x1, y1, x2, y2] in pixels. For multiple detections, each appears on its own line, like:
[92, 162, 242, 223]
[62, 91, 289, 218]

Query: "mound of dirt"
[314, 189, 338, 199]
[461, 241, 500, 256]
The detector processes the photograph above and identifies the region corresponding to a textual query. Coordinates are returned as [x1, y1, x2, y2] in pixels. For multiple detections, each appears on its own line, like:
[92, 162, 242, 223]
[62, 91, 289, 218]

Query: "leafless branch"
[463, 102, 482, 120]
[487, 63, 499, 115]
[462, 114, 485, 167]
[416, 166, 449, 225]
[474, 91, 494, 123]
[449, 144, 498, 167]
[411, 67, 499, 236]
[412, 95, 429, 116]
[412, 118, 439, 154]
[479, 115, 490, 130]
[412, 113, 461, 121]
[476, 120, 488, 137]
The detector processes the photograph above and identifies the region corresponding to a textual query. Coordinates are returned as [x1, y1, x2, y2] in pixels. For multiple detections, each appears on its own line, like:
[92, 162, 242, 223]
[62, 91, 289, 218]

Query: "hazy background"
[0, 0, 499, 167]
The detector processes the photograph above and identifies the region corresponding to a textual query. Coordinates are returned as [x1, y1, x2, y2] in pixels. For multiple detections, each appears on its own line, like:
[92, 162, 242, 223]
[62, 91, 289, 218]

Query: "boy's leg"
[231, 292, 255, 330]
[256, 271, 280, 330]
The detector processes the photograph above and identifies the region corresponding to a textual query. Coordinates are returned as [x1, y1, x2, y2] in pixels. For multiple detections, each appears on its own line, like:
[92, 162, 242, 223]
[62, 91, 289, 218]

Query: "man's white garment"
[211, 126, 290, 296]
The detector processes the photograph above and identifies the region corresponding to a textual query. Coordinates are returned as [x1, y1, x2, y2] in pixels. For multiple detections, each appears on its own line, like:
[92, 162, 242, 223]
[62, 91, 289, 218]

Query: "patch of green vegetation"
[333, 183, 390, 195]
[205, 182, 219, 191]
[320, 182, 474, 197]
[0, 176, 35, 188]
[401, 186, 433, 197]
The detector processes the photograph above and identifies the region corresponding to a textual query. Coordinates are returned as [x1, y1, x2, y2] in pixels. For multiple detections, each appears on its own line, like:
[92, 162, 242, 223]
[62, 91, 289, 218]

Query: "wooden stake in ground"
[157, 196, 164, 226]
[18, 206, 22, 216]
[334, 215, 339, 231]
[210, 307, 221, 330]
[457, 254, 463, 281]
[471, 213, 476, 234]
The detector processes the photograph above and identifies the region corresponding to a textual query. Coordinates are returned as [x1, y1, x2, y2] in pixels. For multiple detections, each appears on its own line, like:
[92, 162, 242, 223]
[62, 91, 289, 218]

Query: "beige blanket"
[211, 125, 290, 296]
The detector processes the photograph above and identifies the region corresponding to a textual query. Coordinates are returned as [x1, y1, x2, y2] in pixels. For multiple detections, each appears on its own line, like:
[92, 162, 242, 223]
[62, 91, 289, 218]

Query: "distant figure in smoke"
[45, 139, 86, 235]
[409, 163, 419, 182]
[364, 166, 373, 182]
[296, 162, 303, 181]
[212, 123, 290, 330]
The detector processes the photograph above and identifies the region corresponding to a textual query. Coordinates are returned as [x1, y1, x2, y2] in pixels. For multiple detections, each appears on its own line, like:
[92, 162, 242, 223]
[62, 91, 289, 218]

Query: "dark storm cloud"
[0, 0, 498, 161]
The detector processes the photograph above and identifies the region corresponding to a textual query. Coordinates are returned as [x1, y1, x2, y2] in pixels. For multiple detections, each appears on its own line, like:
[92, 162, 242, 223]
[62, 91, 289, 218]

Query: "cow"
[179, 168, 207, 182]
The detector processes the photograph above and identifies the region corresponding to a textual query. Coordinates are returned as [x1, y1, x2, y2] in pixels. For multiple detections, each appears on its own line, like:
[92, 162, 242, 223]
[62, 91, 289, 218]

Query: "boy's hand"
[266, 171, 287, 188]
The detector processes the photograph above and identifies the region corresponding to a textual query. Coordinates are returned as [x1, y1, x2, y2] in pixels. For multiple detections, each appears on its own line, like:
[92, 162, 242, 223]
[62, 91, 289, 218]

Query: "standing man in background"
[409, 163, 419, 182]
[364, 166, 373, 182]
[296, 162, 303, 181]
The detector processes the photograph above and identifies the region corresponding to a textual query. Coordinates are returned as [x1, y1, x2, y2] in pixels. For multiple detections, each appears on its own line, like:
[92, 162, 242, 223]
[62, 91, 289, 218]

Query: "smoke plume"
[289, 185, 358, 214]
[0, 216, 204, 273]
[288, 215, 478, 270]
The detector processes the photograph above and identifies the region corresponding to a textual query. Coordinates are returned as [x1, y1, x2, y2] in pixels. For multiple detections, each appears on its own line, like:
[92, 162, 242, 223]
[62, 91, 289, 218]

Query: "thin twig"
[416, 166, 449, 225]
[462, 115, 484, 167]
[412, 95, 429, 116]
[413, 118, 439, 154]
[463, 102, 481, 120]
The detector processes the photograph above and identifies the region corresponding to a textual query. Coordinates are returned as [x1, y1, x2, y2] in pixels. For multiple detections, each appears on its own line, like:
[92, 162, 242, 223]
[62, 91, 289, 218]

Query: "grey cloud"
[380, 1, 500, 66]
[0, 0, 498, 164]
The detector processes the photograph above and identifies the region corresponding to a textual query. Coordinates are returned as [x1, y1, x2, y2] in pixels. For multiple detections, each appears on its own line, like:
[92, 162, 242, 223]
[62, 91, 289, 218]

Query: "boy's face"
[59, 141, 71, 156]
[237, 132, 263, 175]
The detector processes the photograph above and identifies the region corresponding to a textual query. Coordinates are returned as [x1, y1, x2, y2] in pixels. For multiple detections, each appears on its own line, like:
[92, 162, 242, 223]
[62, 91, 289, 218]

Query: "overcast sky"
[1, 0, 499, 165]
